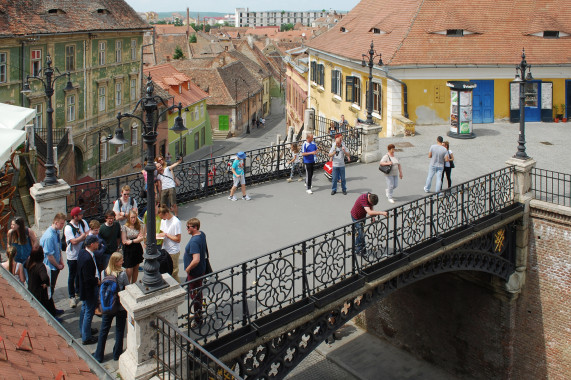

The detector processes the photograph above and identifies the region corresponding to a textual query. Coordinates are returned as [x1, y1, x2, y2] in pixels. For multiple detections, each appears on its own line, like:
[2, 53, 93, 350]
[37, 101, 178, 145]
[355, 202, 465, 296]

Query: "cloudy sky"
[124, 0, 360, 13]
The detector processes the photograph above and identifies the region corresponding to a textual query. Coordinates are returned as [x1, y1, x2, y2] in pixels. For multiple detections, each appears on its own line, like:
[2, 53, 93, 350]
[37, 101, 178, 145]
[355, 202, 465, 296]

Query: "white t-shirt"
[444, 150, 454, 168]
[64, 219, 88, 261]
[159, 167, 176, 190]
[160, 215, 181, 254]
[113, 197, 138, 225]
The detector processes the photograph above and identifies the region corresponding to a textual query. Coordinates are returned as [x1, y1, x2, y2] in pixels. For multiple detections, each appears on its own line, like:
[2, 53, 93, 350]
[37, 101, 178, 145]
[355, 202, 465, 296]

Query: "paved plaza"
[50, 98, 570, 377]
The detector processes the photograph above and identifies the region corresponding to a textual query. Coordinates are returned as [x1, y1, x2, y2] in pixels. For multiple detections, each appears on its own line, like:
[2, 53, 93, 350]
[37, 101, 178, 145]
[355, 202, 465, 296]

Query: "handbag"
[379, 155, 392, 174]
[205, 242, 213, 275]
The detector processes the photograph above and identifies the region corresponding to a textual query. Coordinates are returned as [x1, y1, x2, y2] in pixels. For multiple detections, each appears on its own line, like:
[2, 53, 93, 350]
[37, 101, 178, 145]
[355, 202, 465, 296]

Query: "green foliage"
[173, 19, 183, 26]
[190, 23, 211, 33]
[189, 34, 197, 43]
[280, 23, 294, 32]
[173, 46, 184, 60]
[151, 20, 167, 25]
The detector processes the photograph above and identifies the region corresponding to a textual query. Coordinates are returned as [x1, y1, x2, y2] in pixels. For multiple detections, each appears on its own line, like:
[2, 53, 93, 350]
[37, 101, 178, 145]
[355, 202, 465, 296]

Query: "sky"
[124, 0, 360, 14]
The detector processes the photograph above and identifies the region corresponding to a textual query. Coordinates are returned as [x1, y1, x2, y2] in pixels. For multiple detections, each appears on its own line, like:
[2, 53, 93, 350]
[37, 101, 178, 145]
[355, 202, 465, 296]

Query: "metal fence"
[67, 131, 362, 220]
[151, 316, 242, 380]
[179, 166, 516, 345]
[531, 168, 571, 207]
[314, 114, 351, 138]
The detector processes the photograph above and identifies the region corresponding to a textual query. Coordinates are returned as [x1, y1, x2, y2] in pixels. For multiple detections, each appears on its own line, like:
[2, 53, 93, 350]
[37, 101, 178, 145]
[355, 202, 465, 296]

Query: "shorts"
[233, 175, 245, 187]
[161, 187, 176, 208]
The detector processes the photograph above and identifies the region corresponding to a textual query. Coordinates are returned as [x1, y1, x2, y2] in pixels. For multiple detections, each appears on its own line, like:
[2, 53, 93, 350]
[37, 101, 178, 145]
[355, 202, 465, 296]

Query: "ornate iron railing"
[179, 166, 516, 344]
[314, 114, 351, 137]
[151, 316, 242, 379]
[531, 168, 571, 207]
[67, 131, 361, 219]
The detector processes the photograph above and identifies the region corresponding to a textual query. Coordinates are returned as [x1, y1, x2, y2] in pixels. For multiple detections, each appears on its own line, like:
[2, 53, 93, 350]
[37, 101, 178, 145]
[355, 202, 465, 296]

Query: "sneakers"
[69, 297, 77, 308]
[228, 195, 237, 201]
[386, 189, 389, 198]
[306, 189, 313, 194]
[423, 187, 430, 193]
[331, 190, 336, 195]
[343, 190, 347, 195]
[242, 195, 251, 201]
[298, 178, 304, 182]
[82, 336, 98, 345]
[287, 178, 293, 183]
[388, 198, 395, 204]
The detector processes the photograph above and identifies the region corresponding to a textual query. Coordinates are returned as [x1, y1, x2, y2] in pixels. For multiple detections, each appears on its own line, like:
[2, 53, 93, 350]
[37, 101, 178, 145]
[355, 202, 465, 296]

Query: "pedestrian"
[87, 220, 108, 272]
[338, 114, 348, 134]
[350, 193, 388, 255]
[228, 151, 251, 201]
[441, 141, 454, 189]
[157, 205, 182, 282]
[2, 246, 25, 283]
[287, 143, 304, 182]
[93, 252, 129, 363]
[301, 133, 318, 194]
[25, 246, 59, 319]
[113, 185, 138, 226]
[328, 121, 337, 138]
[183, 218, 207, 328]
[99, 210, 121, 264]
[156, 157, 182, 216]
[423, 136, 448, 193]
[121, 210, 144, 284]
[39, 213, 66, 317]
[328, 134, 351, 195]
[78, 235, 101, 345]
[143, 201, 163, 248]
[380, 144, 403, 204]
[64, 206, 89, 308]
[7, 216, 38, 265]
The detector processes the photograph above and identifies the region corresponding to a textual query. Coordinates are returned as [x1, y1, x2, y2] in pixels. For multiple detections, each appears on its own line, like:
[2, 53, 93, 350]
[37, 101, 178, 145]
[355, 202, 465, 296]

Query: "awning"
[0, 103, 35, 167]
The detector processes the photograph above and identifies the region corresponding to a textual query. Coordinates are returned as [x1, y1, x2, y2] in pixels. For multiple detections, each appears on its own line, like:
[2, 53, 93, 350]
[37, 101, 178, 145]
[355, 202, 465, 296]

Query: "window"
[66, 95, 76, 122]
[99, 41, 106, 65]
[543, 31, 559, 38]
[130, 39, 137, 60]
[194, 132, 199, 150]
[200, 103, 204, 118]
[98, 86, 106, 111]
[0, 52, 6, 83]
[446, 29, 464, 36]
[194, 106, 199, 121]
[101, 140, 108, 162]
[130, 78, 137, 100]
[34, 104, 43, 129]
[31, 49, 42, 76]
[331, 69, 341, 96]
[310, 61, 316, 82]
[115, 82, 122, 106]
[346, 76, 361, 106]
[65, 45, 75, 71]
[366, 81, 382, 115]
[115, 40, 122, 63]
[311, 61, 324, 86]
[201, 126, 205, 145]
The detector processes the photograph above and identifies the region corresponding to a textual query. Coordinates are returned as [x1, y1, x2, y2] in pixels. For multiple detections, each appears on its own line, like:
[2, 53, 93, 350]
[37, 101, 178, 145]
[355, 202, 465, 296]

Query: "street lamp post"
[22, 55, 74, 186]
[117, 76, 186, 293]
[513, 48, 532, 160]
[361, 41, 383, 125]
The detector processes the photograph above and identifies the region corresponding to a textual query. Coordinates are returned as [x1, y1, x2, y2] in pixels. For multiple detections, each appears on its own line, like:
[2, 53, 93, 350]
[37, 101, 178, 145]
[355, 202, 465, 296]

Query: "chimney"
[187, 8, 190, 37]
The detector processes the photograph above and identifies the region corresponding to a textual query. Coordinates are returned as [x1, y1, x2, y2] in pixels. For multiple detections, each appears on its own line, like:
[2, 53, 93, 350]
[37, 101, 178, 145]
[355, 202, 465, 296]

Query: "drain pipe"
[383, 68, 409, 119]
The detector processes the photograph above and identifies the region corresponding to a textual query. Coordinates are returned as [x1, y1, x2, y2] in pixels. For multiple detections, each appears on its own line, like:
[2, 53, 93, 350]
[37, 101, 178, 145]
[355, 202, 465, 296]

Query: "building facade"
[0, 0, 150, 183]
[235, 8, 328, 28]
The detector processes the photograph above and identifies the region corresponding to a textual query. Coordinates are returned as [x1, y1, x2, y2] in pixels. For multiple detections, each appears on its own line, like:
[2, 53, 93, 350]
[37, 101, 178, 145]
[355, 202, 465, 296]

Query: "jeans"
[67, 259, 79, 299]
[331, 166, 346, 192]
[352, 216, 365, 255]
[94, 309, 127, 362]
[289, 163, 303, 179]
[424, 165, 444, 192]
[305, 162, 315, 189]
[385, 175, 398, 199]
[187, 275, 204, 323]
[79, 289, 97, 341]
[441, 166, 452, 188]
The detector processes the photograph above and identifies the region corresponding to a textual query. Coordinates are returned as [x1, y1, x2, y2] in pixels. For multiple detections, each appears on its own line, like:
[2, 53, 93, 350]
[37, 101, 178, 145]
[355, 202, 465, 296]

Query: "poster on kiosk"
[447, 81, 476, 139]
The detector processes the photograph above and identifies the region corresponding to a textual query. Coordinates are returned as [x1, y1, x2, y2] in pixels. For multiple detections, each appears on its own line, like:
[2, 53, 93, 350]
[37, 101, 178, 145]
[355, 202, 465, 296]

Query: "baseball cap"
[85, 235, 99, 246]
[70, 207, 84, 218]
[237, 151, 247, 159]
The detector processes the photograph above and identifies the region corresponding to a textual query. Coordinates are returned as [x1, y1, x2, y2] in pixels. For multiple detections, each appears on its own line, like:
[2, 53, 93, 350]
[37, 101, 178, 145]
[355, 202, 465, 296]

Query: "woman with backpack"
[93, 252, 129, 363]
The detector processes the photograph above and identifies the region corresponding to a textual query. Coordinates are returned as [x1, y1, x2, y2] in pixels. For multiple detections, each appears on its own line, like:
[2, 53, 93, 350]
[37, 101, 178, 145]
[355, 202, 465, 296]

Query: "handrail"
[531, 167, 571, 207]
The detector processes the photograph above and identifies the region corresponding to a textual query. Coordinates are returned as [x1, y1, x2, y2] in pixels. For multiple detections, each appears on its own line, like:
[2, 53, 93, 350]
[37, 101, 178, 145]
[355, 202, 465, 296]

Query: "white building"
[235, 8, 329, 27]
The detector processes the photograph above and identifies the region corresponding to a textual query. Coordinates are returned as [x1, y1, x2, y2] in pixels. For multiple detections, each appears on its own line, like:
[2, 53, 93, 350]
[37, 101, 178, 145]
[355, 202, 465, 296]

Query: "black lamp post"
[361, 41, 383, 125]
[22, 54, 73, 186]
[117, 75, 186, 293]
[513, 48, 533, 160]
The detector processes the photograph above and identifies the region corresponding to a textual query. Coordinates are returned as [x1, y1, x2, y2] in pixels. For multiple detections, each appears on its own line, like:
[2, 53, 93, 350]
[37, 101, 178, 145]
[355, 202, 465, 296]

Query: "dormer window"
[48, 9, 66, 14]
[543, 31, 559, 38]
[340, 27, 347, 33]
[97, 8, 110, 15]
[446, 29, 464, 36]
[370, 28, 386, 35]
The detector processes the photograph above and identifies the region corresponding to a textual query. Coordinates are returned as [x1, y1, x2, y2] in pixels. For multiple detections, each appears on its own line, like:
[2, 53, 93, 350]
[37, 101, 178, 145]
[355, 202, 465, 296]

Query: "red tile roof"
[0, 272, 99, 379]
[145, 63, 209, 107]
[306, 0, 571, 66]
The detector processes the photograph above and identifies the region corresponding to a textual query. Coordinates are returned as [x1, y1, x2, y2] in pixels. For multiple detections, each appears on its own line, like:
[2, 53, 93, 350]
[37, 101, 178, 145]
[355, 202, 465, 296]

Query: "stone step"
[212, 130, 231, 140]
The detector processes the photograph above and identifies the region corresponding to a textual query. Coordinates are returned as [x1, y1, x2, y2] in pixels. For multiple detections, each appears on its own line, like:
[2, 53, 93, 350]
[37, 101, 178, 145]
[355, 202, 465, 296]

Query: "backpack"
[100, 271, 120, 315]
[61, 219, 88, 251]
[157, 248, 173, 275]
[118, 197, 135, 210]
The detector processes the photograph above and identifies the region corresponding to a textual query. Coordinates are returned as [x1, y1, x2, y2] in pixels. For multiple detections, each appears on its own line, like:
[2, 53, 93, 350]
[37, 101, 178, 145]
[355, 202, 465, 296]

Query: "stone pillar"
[356, 121, 383, 163]
[504, 157, 536, 294]
[304, 108, 315, 134]
[29, 180, 71, 233]
[118, 275, 186, 380]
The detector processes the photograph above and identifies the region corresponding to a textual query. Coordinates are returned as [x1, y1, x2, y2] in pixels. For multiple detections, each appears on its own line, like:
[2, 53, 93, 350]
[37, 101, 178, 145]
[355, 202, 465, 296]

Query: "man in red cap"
[65, 206, 89, 308]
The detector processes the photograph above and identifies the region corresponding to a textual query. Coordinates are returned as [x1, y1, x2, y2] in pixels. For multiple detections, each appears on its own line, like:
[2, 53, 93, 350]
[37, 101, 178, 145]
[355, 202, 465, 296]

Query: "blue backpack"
[100, 271, 119, 315]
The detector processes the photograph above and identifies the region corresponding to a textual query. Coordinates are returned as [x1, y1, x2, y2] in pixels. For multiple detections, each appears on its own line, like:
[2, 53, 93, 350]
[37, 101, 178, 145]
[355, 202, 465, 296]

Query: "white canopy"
[0, 103, 35, 167]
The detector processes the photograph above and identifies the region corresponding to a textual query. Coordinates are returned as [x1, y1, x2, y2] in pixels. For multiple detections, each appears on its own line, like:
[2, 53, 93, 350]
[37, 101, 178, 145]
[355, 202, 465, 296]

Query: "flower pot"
[563, 118, 568, 123]
[554, 118, 560, 123]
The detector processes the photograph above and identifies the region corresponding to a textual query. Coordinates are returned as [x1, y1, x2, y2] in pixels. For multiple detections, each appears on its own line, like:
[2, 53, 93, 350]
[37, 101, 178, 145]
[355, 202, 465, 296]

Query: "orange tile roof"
[0, 273, 99, 379]
[154, 24, 195, 35]
[145, 63, 209, 107]
[306, 0, 571, 66]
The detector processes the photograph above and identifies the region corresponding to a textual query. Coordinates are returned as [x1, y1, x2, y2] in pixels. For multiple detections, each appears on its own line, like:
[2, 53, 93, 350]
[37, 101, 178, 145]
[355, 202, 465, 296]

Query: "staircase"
[212, 129, 231, 140]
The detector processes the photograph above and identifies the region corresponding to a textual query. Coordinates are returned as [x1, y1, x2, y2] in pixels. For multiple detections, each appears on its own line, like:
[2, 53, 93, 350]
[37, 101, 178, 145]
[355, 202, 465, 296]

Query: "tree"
[189, 34, 197, 43]
[280, 23, 294, 32]
[174, 19, 183, 27]
[173, 46, 184, 60]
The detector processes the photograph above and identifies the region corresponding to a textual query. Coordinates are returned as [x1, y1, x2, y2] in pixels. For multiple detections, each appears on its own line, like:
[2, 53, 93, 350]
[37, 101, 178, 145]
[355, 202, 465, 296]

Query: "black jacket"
[77, 248, 99, 301]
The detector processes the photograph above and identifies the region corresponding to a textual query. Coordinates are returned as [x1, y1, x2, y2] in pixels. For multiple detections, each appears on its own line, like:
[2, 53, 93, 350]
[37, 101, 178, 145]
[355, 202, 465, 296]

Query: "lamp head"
[64, 75, 74, 91]
[108, 127, 129, 145]
[21, 81, 31, 94]
[170, 115, 187, 134]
